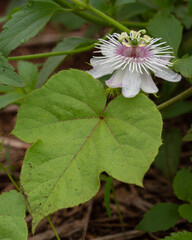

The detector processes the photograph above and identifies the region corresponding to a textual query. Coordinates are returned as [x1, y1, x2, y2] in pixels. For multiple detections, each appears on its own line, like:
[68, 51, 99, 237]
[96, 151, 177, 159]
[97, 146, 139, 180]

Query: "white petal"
[121, 68, 142, 98]
[87, 59, 114, 78]
[154, 68, 182, 82]
[90, 57, 100, 67]
[105, 70, 123, 88]
[140, 72, 158, 93]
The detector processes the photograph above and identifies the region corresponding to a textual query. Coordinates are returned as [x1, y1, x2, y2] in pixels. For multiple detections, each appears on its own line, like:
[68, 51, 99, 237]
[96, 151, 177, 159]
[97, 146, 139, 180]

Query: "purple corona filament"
[87, 31, 181, 98]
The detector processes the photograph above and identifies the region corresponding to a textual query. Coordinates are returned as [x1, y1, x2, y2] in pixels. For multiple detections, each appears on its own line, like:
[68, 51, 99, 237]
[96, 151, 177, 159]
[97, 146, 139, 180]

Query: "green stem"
[54, 0, 108, 27]
[8, 28, 115, 61]
[158, 87, 192, 111]
[55, 0, 144, 30]
[121, 20, 147, 28]
[0, 163, 21, 192]
[47, 216, 61, 240]
[70, 0, 130, 32]
[112, 184, 125, 232]
[8, 43, 95, 61]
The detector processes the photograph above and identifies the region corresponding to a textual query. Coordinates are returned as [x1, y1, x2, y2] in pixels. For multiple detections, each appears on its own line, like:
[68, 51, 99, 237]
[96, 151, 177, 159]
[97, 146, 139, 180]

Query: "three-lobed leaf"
[0, 190, 27, 240]
[0, 56, 24, 87]
[136, 203, 180, 233]
[0, 0, 61, 57]
[13, 69, 162, 230]
[147, 11, 183, 55]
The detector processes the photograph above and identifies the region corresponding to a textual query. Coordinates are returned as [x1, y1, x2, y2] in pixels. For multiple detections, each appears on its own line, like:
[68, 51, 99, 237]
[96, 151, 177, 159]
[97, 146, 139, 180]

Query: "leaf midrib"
[30, 119, 102, 218]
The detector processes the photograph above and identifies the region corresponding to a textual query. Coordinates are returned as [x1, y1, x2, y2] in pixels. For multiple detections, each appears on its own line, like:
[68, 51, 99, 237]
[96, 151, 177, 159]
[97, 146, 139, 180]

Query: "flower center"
[118, 30, 152, 48]
[131, 47, 137, 58]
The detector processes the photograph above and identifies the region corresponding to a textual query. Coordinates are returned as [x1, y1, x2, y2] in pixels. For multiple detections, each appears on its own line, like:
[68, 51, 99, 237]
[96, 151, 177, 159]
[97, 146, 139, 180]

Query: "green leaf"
[52, 12, 86, 30]
[150, 0, 172, 7]
[18, 61, 38, 91]
[13, 69, 162, 230]
[0, 56, 25, 87]
[173, 167, 192, 202]
[116, 2, 150, 19]
[147, 11, 183, 55]
[0, 85, 14, 93]
[0, 0, 61, 57]
[36, 38, 93, 88]
[161, 231, 192, 240]
[173, 56, 192, 78]
[154, 128, 181, 180]
[6, 0, 28, 14]
[183, 125, 192, 142]
[115, 0, 136, 6]
[115, 0, 135, 6]
[136, 203, 180, 232]
[174, 6, 192, 30]
[179, 204, 192, 222]
[90, 0, 109, 11]
[0, 92, 24, 110]
[0, 190, 27, 240]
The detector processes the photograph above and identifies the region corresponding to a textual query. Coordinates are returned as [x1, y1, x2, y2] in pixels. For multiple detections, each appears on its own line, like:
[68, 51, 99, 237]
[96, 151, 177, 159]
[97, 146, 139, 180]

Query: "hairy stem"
[158, 87, 192, 111]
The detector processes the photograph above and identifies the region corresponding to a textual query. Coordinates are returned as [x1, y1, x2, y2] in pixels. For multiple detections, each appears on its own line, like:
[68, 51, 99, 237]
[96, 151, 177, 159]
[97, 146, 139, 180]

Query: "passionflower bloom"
[87, 30, 181, 98]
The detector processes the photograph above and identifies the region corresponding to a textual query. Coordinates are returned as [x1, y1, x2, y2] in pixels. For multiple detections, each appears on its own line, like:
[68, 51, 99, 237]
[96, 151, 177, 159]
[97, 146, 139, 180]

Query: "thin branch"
[0, 163, 21, 192]
[47, 216, 61, 240]
[158, 87, 192, 111]
[8, 43, 95, 61]
[70, 0, 130, 32]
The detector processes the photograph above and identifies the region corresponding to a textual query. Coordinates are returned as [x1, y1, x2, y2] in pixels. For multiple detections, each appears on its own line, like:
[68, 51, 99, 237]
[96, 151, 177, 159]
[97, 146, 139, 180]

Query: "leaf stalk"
[158, 87, 192, 111]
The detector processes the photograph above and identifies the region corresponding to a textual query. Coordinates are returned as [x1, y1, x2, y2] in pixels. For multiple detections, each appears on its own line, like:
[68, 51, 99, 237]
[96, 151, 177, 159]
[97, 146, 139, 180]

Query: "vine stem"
[0, 163, 21, 192]
[157, 86, 192, 111]
[69, 0, 130, 33]
[8, 28, 115, 61]
[0, 163, 61, 240]
[47, 216, 61, 240]
[54, 0, 145, 29]
[121, 20, 147, 28]
[8, 43, 95, 61]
